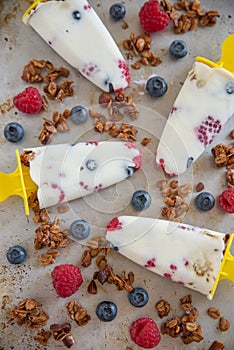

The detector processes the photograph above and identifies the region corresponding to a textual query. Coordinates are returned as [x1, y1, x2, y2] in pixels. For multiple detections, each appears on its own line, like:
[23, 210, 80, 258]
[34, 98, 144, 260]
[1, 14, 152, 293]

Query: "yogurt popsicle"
[156, 61, 234, 176]
[106, 216, 232, 299]
[25, 141, 142, 209]
[23, 0, 130, 92]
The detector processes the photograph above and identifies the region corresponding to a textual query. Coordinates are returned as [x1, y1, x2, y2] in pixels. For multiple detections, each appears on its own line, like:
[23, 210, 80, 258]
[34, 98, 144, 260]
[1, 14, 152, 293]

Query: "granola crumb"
[195, 182, 205, 192]
[230, 129, 234, 139]
[141, 137, 152, 146]
[50, 323, 75, 348]
[219, 317, 230, 332]
[208, 340, 225, 350]
[34, 329, 51, 346]
[155, 299, 171, 318]
[207, 307, 221, 319]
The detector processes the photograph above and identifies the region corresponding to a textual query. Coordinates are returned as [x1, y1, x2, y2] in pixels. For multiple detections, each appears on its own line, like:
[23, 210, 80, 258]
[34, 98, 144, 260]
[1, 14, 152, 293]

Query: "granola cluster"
[161, 0, 220, 34]
[66, 300, 91, 326]
[207, 307, 231, 332]
[38, 109, 71, 144]
[20, 150, 35, 167]
[21, 59, 74, 101]
[80, 235, 134, 294]
[123, 32, 161, 70]
[34, 217, 69, 266]
[89, 91, 140, 142]
[161, 295, 203, 344]
[212, 141, 234, 188]
[50, 323, 75, 348]
[8, 298, 49, 329]
[157, 180, 191, 221]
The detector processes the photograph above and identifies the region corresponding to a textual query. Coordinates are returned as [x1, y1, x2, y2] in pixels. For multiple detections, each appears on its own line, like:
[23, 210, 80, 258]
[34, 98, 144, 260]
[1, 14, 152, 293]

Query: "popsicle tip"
[22, 0, 47, 22]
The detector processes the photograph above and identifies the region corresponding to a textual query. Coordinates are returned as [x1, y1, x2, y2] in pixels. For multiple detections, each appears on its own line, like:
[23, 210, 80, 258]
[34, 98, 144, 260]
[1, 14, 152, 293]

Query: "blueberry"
[70, 105, 88, 124]
[4, 122, 24, 143]
[195, 192, 215, 211]
[86, 159, 97, 171]
[186, 157, 194, 168]
[7, 245, 26, 264]
[146, 76, 167, 97]
[131, 190, 151, 211]
[225, 82, 234, 94]
[169, 40, 188, 58]
[70, 219, 90, 240]
[128, 287, 149, 307]
[72, 10, 81, 20]
[126, 166, 134, 178]
[96, 301, 118, 322]
[109, 3, 126, 20]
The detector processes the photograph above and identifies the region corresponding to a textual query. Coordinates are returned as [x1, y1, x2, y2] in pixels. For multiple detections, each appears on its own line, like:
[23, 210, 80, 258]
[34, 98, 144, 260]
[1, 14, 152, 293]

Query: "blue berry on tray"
[96, 301, 118, 322]
[169, 40, 188, 58]
[195, 191, 215, 211]
[131, 190, 151, 211]
[7, 245, 26, 264]
[70, 105, 88, 124]
[128, 287, 149, 307]
[4, 122, 24, 143]
[109, 3, 126, 20]
[146, 76, 167, 97]
[70, 219, 90, 240]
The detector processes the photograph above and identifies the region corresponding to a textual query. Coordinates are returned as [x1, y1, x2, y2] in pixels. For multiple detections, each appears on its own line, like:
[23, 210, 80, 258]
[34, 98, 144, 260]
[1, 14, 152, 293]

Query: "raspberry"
[139, 0, 170, 33]
[51, 264, 83, 298]
[13, 87, 43, 114]
[130, 317, 161, 348]
[218, 188, 234, 214]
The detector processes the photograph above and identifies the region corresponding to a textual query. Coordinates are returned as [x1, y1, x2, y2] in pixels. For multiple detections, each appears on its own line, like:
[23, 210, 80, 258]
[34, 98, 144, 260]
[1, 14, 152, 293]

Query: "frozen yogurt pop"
[156, 34, 234, 176]
[22, 0, 130, 92]
[106, 216, 234, 299]
[25, 141, 142, 209]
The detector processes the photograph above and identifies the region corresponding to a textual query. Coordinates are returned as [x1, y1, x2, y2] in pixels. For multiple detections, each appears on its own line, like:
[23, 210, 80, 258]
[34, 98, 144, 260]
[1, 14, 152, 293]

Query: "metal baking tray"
[0, 0, 234, 349]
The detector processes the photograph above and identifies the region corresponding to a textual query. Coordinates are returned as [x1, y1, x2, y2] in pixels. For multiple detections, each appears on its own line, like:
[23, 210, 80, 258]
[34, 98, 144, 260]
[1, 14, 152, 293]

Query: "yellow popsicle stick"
[0, 150, 37, 215]
[209, 234, 234, 299]
[196, 34, 234, 74]
[22, 0, 48, 21]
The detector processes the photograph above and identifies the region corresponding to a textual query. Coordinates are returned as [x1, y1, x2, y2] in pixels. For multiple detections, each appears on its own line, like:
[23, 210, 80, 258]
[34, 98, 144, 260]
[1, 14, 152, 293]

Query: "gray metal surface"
[0, 1, 234, 349]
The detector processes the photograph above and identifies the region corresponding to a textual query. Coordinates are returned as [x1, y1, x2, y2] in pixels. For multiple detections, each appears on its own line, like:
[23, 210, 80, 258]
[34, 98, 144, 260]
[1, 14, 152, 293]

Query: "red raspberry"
[13, 87, 43, 114]
[139, 0, 170, 33]
[130, 317, 161, 348]
[51, 264, 83, 298]
[218, 188, 234, 214]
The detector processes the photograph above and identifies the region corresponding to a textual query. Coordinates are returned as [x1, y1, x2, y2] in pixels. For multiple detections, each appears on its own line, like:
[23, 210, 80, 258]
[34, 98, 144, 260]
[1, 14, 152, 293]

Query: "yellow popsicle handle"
[0, 150, 37, 216]
[196, 34, 234, 74]
[209, 234, 234, 299]
[22, 0, 48, 21]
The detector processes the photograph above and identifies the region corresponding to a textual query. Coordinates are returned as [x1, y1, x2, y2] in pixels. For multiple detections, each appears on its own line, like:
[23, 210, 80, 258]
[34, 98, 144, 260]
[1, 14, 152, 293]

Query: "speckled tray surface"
[0, 0, 234, 349]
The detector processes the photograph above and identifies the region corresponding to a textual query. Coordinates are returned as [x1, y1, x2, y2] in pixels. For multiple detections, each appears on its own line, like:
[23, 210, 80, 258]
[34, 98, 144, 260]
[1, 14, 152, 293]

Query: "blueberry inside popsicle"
[23, 0, 130, 92]
[24, 141, 142, 209]
[106, 216, 231, 299]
